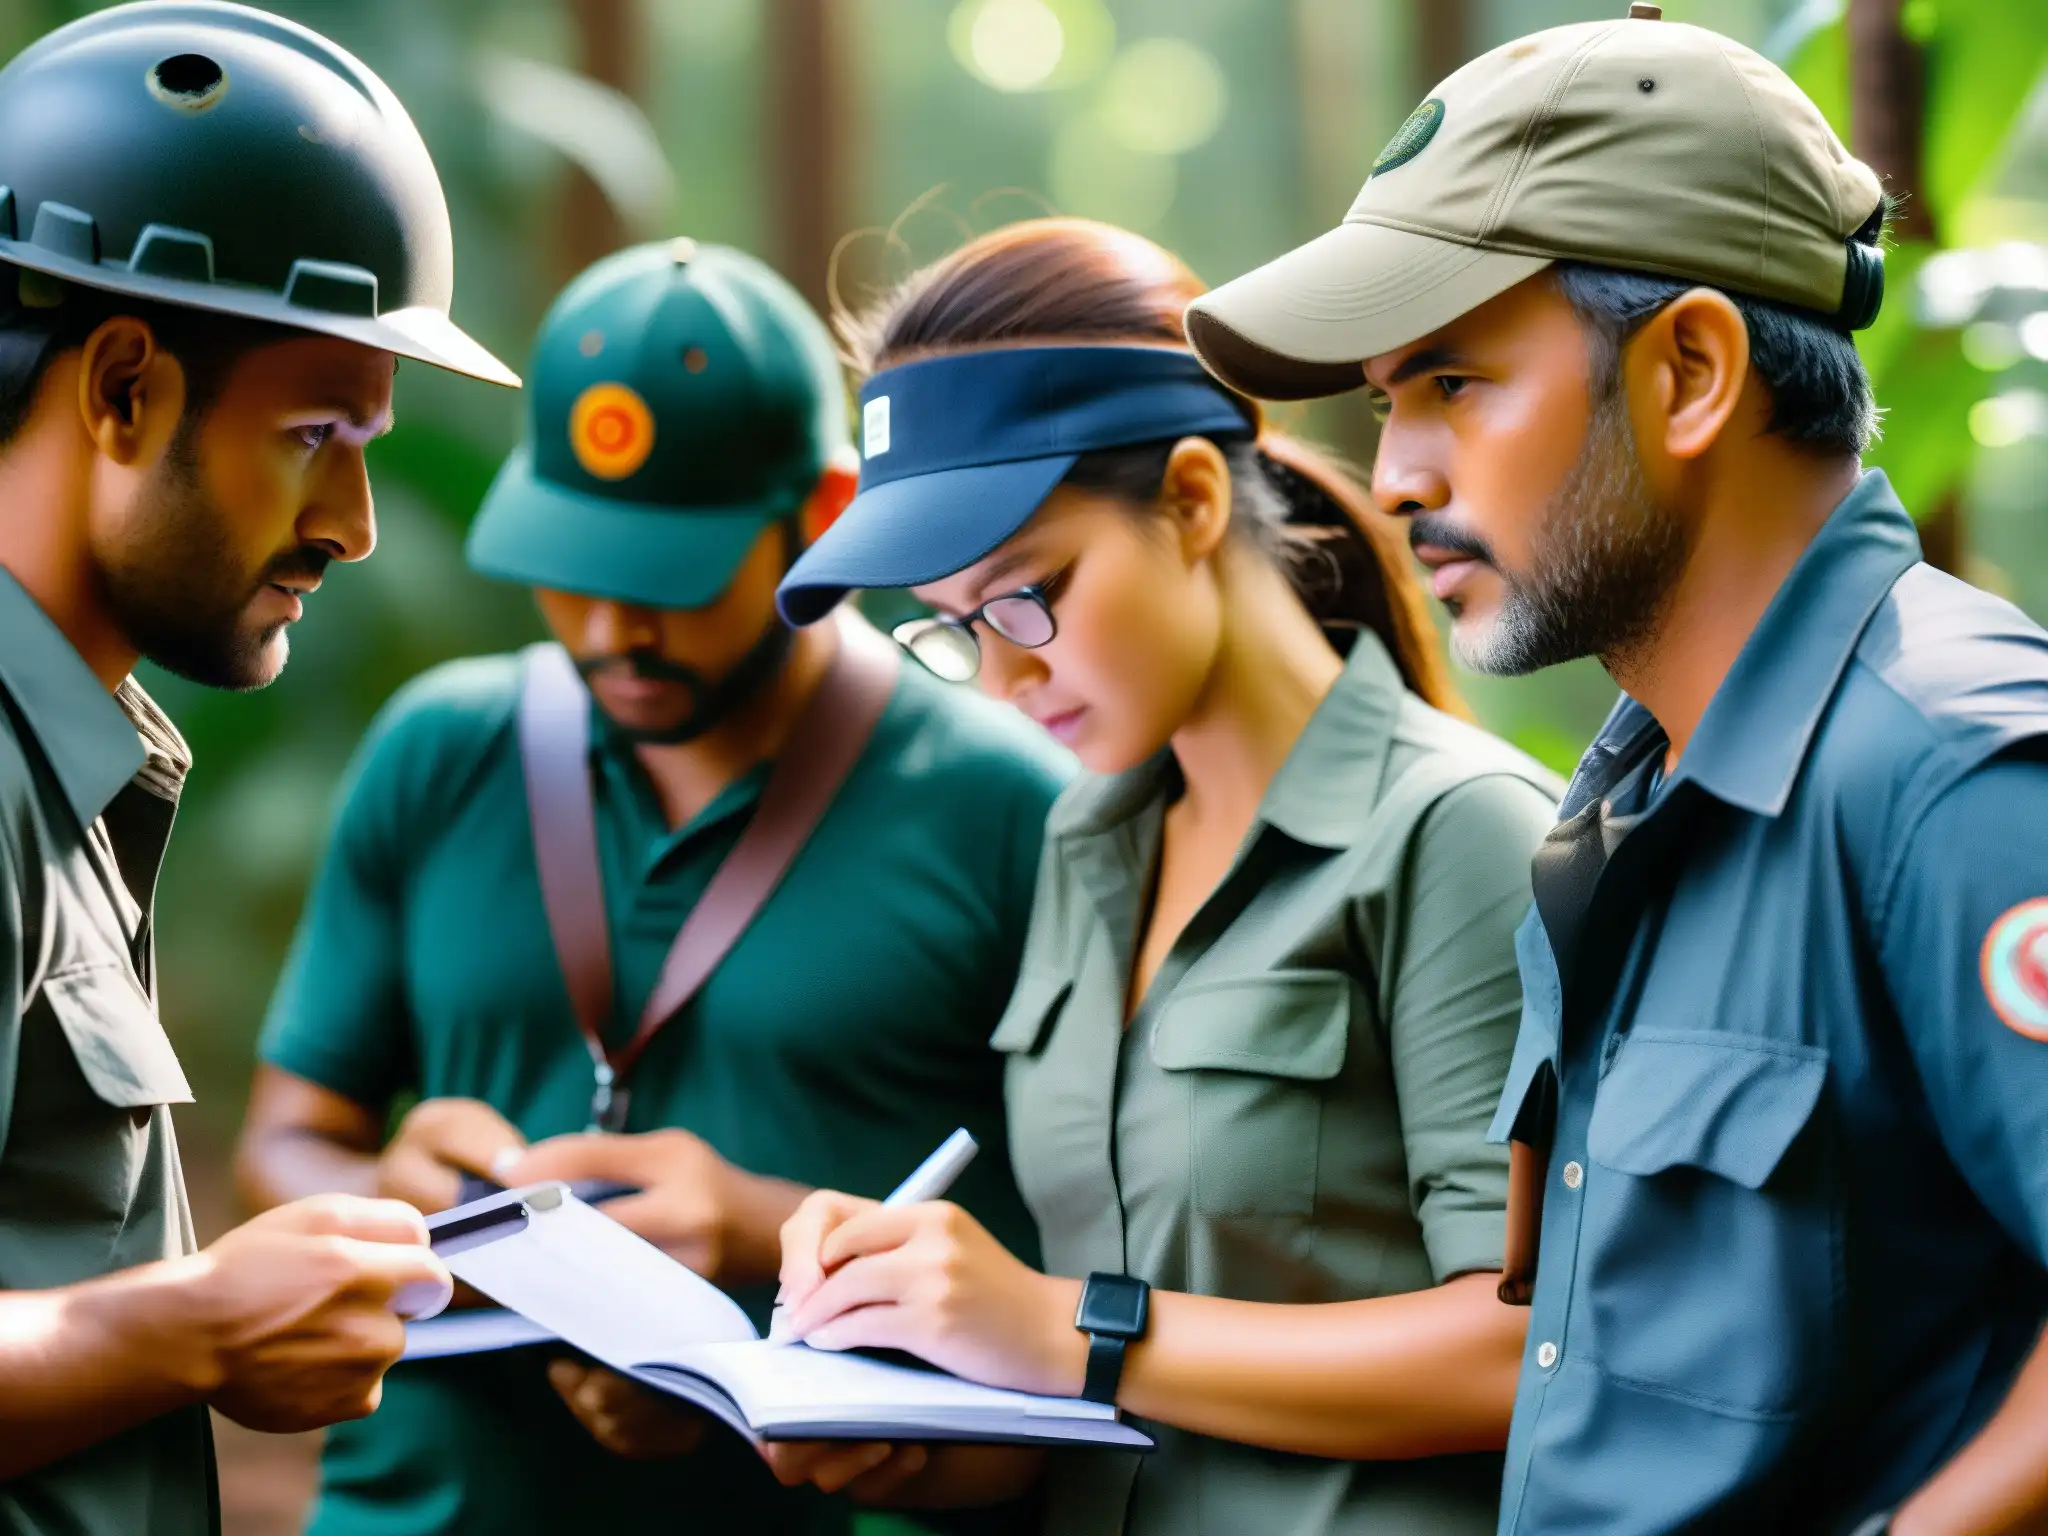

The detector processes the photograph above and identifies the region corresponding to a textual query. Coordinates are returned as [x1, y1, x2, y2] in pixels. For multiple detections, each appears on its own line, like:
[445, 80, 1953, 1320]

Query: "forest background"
[0, 0, 2042, 1529]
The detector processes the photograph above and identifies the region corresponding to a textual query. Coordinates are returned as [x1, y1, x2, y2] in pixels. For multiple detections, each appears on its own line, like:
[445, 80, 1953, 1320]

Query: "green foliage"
[1780, 1, 2048, 520]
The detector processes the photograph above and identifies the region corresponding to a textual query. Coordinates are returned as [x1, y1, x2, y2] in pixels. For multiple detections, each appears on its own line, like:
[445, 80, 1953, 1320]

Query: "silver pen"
[767, 1127, 979, 1342]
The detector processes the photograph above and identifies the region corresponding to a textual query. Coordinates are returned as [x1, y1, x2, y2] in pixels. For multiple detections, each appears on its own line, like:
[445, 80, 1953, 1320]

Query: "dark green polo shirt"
[0, 568, 215, 1536]
[260, 643, 1072, 1536]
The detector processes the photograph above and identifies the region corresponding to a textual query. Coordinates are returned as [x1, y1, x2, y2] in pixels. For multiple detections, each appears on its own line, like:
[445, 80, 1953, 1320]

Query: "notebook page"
[402, 1307, 557, 1360]
[445, 1189, 757, 1370]
[667, 1340, 1121, 1425]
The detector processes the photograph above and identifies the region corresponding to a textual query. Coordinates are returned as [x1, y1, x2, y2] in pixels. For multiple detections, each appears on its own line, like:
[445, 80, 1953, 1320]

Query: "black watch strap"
[1082, 1329, 1128, 1405]
[1846, 1516, 1892, 1536]
[1074, 1272, 1150, 1406]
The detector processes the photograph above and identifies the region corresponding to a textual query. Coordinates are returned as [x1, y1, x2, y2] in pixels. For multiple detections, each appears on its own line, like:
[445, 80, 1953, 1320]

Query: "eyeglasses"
[891, 568, 1070, 682]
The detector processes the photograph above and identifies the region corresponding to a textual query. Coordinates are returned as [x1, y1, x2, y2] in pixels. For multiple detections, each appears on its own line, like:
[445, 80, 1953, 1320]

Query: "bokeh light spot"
[1969, 389, 2048, 448]
[1963, 321, 2022, 372]
[1098, 37, 1228, 156]
[950, 0, 1065, 92]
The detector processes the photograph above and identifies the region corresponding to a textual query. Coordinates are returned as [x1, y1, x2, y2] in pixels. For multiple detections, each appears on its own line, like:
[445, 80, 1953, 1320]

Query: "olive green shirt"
[992, 633, 1561, 1536]
[261, 646, 1072, 1536]
[0, 568, 215, 1536]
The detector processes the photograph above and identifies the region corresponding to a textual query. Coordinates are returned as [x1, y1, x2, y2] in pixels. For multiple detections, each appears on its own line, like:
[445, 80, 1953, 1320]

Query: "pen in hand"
[767, 1127, 979, 1343]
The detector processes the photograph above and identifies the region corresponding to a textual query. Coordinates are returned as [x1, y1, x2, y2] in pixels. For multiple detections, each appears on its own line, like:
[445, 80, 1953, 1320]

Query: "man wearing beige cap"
[1191, 6, 2048, 1534]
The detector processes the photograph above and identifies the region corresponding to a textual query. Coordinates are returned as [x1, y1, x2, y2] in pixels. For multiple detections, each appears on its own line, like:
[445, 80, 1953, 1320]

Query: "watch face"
[1078, 1274, 1149, 1337]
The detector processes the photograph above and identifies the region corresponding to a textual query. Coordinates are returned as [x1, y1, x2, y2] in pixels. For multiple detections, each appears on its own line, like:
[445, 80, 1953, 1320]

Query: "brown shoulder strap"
[518, 617, 901, 1084]
[518, 643, 615, 1047]
[630, 617, 899, 1046]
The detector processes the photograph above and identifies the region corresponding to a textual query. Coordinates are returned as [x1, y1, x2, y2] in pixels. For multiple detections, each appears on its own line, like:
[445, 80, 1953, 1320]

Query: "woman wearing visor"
[767, 219, 1560, 1535]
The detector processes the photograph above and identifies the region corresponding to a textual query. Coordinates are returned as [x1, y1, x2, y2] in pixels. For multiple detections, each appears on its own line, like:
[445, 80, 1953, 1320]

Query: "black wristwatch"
[1074, 1272, 1150, 1405]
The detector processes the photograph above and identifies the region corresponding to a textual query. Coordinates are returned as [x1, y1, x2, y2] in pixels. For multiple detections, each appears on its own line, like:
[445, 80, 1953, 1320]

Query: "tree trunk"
[1847, 0, 1959, 572]
[1845, 0, 1936, 242]
[559, 0, 641, 283]
[1418, 0, 1473, 95]
[763, 0, 850, 317]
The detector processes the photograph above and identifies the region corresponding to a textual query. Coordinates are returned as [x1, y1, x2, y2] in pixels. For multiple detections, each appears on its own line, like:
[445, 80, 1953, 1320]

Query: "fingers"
[777, 1190, 879, 1312]
[331, 1236, 454, 1313]
[418, 1099, 527, 1179]
[374, 1142, 465, 1214]
[843, 1444, 930, 1504]
[256, 1193, 433, 1247]
[782, 1249, 920, 1343]
[761, 1439, 907, 1495]
[549, 1359, 706, 1459]
[499, 1132, 638, 1187]
[817, 1203, 933, 1272]
[798, 1303, 917, 1358]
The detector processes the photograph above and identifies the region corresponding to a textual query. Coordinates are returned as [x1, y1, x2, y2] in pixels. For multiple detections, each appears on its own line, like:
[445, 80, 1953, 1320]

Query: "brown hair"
[839, 218, 1461, 714]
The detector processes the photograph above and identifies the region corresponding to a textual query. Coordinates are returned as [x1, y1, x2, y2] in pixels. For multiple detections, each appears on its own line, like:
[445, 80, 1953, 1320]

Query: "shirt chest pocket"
[1148, 970, 1350, 1219]
[1579, 1029, 1835, 1418]
[40, 963, 194, 1110]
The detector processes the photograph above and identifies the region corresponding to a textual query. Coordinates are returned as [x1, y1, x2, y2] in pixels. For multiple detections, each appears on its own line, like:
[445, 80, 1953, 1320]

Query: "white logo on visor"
[864, 395, 891, 459]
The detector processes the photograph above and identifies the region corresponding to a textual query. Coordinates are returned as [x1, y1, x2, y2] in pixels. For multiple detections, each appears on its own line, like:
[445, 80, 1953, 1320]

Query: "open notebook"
[421, 1184, 1153, 1450]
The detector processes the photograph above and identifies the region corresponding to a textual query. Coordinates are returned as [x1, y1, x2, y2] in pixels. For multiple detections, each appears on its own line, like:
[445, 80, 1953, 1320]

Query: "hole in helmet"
[149, 55, 227, 109]
[683, 346, 709, 373]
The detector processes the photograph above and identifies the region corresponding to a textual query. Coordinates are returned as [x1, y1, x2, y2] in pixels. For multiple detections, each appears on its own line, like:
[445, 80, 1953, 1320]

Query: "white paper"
[445, 1189, 756, 1369]
[402, 1308, 558, 1360]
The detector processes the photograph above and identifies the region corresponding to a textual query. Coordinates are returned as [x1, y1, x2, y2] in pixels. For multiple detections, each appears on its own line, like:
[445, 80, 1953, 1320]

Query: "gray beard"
[1454, 385, 1693, 678]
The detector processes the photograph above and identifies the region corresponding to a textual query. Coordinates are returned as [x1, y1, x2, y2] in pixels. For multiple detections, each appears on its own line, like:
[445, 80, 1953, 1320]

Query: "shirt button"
[1537, 1341, 1559, 1370]
[1562, 1160, 1584, 1190]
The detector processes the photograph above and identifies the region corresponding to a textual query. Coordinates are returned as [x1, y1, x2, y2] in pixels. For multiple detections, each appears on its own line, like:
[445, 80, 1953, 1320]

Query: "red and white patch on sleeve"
[1982, 897, 2048, 1041]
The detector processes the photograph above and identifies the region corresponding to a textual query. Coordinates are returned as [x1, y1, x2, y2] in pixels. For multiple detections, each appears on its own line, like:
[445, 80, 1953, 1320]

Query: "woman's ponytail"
[1246, 431, 1461, 715]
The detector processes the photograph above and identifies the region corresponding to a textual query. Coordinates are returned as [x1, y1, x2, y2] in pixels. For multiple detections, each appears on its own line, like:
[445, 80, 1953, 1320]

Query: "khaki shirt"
[0, 568, 213, 1536]
[992, 633, 1560, 1536]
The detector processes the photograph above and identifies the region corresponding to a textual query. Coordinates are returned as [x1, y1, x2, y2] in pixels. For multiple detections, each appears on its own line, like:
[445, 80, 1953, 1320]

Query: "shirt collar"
[0, 565, 149, 826]
[1257, 629, 1403, 849]
[1050, 628, 1403, 850]
[1576, 469, 1921, 820]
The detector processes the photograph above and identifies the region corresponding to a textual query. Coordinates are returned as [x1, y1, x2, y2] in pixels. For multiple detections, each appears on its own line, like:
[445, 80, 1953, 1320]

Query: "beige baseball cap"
[1186, 5, 1887, 401]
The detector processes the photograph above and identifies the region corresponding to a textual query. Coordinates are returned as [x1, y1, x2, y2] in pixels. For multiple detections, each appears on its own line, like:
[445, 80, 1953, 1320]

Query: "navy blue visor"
[776, 345, 1254, 625]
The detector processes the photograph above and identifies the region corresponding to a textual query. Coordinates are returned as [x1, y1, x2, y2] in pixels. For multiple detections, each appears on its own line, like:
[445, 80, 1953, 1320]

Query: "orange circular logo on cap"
[569, 382, 655, 480]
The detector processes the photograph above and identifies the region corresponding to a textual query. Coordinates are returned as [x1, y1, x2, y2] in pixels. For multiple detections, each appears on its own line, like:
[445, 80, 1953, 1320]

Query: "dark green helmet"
[0, 0, 516, 385]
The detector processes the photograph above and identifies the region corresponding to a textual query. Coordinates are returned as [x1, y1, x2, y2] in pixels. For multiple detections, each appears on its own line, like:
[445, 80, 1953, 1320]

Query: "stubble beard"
[1453, 383, 1693, 679]
[95, 421, 328, 691]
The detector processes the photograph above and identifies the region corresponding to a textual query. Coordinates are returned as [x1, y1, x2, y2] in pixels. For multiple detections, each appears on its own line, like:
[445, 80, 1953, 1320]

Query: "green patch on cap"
[1372, 98, 1444, 177]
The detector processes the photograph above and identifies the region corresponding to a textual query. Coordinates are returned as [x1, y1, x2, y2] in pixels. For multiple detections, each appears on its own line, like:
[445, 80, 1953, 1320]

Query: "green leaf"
[1770, 0, 2047, 236]
[1864, 326, 1981, 514]
[1771, 0, 1850, 138]
[367, 420, 505, 534]
[1920, 0, 2048, 233]
[1855, 239, 1937, 384]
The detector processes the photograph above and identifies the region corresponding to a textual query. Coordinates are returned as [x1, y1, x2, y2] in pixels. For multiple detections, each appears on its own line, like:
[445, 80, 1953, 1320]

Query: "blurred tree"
[560, 0, 641, 280]
[766, 0, 855, 314]
[1781, 0, 2048, 550]
[1846, 0, 1959, 571]
[1418, 0, 1472, 91]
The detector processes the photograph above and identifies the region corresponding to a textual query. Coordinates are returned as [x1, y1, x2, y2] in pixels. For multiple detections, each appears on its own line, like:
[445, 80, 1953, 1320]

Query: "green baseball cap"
[1186, 6, 1887, 401]
[466, 240, 848, 608]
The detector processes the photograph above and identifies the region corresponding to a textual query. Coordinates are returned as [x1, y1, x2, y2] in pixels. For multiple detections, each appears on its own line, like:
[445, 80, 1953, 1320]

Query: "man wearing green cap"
[1188, 7, 2048, 1534]
[237, 240, 1068, 1536]
[0, 3, 516, 1534]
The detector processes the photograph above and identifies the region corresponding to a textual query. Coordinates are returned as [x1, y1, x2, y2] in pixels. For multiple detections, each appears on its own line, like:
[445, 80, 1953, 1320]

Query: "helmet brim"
[0, 240, 520, 387]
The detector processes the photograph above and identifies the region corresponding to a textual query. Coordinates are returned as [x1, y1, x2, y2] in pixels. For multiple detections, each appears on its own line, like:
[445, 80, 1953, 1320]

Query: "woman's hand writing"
[776, 1194, 1086, 1398]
